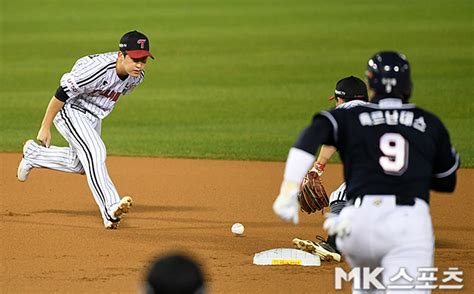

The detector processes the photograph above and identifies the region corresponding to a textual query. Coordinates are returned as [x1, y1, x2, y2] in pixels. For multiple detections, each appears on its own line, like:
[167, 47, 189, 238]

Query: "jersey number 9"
[379, 133, 408, 175]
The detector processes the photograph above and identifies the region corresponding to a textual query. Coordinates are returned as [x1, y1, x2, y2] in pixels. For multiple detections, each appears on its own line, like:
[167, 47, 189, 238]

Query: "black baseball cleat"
[292, 235, 341, 262]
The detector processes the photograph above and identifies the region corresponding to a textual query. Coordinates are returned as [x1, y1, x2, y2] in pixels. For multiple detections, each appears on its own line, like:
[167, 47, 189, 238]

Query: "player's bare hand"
[36, 127, 51, 147]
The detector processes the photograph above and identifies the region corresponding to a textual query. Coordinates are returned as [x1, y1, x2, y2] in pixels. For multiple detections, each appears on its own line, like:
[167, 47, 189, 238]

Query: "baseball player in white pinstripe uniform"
[17, 31, 154, 229]
[288, 76, 368, 261]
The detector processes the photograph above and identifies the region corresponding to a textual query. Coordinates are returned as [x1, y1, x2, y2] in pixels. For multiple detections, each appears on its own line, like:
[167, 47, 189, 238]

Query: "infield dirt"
[1, 153, 472, 293]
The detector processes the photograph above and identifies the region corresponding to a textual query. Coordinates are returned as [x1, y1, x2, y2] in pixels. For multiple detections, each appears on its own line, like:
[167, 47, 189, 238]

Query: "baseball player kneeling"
[288, 76, 369, 262]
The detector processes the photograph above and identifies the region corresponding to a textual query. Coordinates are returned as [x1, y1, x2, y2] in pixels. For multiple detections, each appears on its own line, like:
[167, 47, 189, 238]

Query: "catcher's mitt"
[297, 165, 329, 214]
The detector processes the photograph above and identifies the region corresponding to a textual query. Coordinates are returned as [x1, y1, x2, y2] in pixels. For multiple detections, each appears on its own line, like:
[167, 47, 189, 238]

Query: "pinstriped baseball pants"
[23, 104, 121, 224]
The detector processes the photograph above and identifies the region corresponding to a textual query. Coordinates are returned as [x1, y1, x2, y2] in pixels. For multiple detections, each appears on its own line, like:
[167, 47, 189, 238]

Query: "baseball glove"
[297, 164, 329, 214]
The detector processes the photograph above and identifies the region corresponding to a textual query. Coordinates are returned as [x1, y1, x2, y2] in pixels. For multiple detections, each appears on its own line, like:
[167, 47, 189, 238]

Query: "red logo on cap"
[137, 39, 146, 49]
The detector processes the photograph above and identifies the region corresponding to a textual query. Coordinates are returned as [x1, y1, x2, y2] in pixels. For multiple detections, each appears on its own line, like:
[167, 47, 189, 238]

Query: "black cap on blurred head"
[329, 76, 368, 102]
[119, 30, 154, 59]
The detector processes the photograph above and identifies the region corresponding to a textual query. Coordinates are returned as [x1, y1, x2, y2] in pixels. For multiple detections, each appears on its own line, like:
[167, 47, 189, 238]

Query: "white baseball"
[231, 223, 245, 235]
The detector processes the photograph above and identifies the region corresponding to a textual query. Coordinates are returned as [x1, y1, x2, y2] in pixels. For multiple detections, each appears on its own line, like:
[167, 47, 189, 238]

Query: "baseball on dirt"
[231, 223, 245, 235]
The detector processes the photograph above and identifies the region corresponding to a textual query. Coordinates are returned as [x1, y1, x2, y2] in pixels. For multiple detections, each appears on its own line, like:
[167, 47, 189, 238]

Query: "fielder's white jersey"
[60, 52, 144, 119]
[335, 99, 367, 109]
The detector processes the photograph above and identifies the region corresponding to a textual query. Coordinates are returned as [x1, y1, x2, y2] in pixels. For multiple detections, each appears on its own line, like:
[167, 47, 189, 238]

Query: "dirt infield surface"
[1, 153, 472, 293]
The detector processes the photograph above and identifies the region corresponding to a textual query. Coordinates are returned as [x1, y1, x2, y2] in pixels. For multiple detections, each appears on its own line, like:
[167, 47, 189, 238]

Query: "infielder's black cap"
[329, 76, 368, 102]
[119, 30, 154, 59]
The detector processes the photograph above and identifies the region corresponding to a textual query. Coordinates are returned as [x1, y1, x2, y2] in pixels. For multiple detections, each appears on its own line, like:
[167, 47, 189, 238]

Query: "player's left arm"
[288, 112, 337, 184]
[431, 120, 460, 192]
[309, 144, 337, 176]
[316, 145, 337, 166]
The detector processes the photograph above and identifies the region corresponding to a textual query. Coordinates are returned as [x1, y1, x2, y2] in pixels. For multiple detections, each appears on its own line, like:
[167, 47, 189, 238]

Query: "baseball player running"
[291, 76, 369, 262]
[17, 30, 154, 229]
[274, 51, 459, 292]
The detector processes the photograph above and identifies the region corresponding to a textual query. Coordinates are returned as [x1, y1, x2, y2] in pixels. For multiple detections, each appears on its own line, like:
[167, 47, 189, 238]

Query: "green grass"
[1, 0, 473, 165]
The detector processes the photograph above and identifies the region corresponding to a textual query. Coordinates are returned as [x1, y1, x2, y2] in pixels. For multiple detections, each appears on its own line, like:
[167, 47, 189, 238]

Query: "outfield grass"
[1, 0, 473, 166]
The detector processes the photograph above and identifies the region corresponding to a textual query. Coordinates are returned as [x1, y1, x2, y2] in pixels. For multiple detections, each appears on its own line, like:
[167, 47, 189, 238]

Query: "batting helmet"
[366, 51, 412, 101]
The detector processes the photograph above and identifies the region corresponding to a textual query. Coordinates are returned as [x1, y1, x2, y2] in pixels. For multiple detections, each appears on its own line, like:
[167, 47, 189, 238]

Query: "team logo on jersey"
[137, 39, 146, 49]
[92, 89, 121, 102]
[381, 78, 397, 93]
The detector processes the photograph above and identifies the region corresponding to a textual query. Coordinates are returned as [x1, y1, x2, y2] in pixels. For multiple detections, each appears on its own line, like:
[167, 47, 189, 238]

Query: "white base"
[253, 248, 321, 266]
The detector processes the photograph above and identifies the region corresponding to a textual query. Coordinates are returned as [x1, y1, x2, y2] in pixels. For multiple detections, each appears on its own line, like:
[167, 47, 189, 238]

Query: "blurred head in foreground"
[144, 253, 205, 294]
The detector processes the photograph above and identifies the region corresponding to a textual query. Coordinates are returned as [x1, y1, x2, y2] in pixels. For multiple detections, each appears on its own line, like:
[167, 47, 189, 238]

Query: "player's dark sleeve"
[431, 173, 456, 192]
[431, 120, 460, 192]
[293, 112, 336, 154]
[54, 86, 69, 102]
